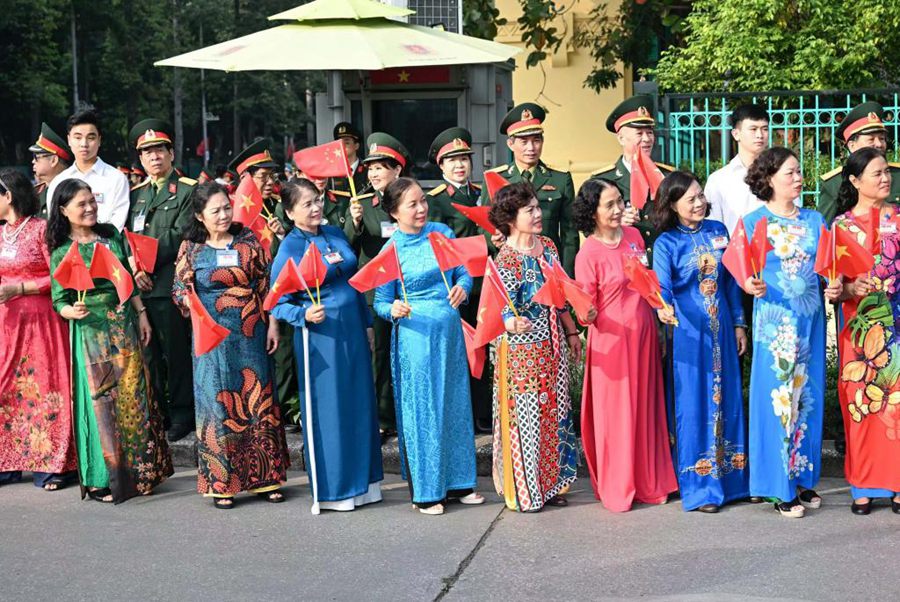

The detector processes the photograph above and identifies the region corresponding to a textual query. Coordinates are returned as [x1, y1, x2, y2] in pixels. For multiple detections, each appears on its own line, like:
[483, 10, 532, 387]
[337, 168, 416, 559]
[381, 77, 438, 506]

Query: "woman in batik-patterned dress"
[488, 183, 581, 512]
[173, 182, 289, 510]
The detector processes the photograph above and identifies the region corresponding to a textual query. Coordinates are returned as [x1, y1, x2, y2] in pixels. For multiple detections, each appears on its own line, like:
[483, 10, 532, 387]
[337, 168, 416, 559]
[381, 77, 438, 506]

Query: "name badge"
[133, 214, 147, 232]
[380, 221, 398, 238]
[880, 222, 897, 235]
[324, 251, 343, 265]
[711, 236, 728, 250]
[0, 245, 16, 260]
[787, 224, 806, 237]
[94, 192, 104, 205]
[216, 249, 239, 267]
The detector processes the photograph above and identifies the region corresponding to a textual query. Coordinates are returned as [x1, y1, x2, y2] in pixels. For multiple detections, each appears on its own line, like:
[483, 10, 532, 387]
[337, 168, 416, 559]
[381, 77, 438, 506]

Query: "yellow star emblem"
[239, 195, 255, 210]
[836, 244, 849, 259]
[477, 307, 486, 324]
[398, 70, 410, 83]
[272, 281, 279, 292]
[111, 266, 121, 282]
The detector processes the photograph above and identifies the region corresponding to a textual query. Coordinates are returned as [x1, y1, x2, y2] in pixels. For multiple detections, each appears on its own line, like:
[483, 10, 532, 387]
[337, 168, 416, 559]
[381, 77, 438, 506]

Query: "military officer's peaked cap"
[606, 95, 656, 133]
[228, 139, 278, 175]
[29, 122, 73, 163]
[129, 118, 175, 150]
[837, 101, 887, 143]
[361, 133, 410, 169]
[333, 121, 362, 142]
[429, 127, 474, 164]
[500, 103, 546, 137]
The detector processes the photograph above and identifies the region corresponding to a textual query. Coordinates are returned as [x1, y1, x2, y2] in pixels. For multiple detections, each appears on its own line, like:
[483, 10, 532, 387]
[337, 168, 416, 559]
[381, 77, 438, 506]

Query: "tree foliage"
[653, 0, 900, 93]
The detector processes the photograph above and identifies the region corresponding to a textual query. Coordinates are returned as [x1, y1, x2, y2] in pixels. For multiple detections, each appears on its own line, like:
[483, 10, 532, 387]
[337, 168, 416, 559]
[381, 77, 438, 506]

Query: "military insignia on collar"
[637, 106, 649, 117]
[521, 108, 533, 121]
[169, 182, 177, 194]
[369, 143, 378, 154]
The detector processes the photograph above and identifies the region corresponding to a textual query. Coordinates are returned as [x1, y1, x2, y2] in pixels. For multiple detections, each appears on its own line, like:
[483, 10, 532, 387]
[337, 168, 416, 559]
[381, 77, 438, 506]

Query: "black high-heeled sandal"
[213, 498, 234, 510]
[87, 488, 113, 503]
[257, 491, 285, 503]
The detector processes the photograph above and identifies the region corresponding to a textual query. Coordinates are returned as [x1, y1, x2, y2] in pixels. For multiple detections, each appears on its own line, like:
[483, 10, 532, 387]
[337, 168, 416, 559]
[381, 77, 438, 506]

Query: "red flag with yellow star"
[293, 140, 351, 179]
[233, 175, 264, 227]
[748, 217, 774, 275]
[451, 203, 498, 235]
[186, 288, 230, 355]
[722, 218, 755, 285]
[52, 241, 95, 294]
[623, 255, 665, 309]
[248, 215, 274, 256]
[263, 258, 307, 311]
[629, 150, 664, 210]
[427, 231, 488, 277]
[814, 224, 875, 279]
[482, 172, 511, 205]
[348, 243, 402, 293]
[460, 319, 486, 379]
[124, 228, 159, 274]
[473, 258, 512, 347]
[89, 243, 134, 305]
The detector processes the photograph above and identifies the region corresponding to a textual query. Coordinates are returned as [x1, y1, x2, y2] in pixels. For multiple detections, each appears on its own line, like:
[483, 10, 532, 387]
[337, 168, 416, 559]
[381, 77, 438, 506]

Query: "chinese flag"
[52, 241, 95, 294]
[299, 243, 328, 290]
[124, 228, 159, 274]
[186, 289, 230, 355]
[460, 319, 486, 379]
[293, 141, 350, 179]
[89, 243, 134, 305]
[748, 217, 773, 275]
[248, 215, 274, 256]
[473, 258, 512, 346]
[451, 202, 498, 235]
[427, 231, 488, 277]
[263, 258, 307, 311]
[349, 243, 402, 293]
[722, 219, 755, 285]
[623, 255, 665, 309]
[533, 258, 567, 309]
[543, 259, 593, 317]
[233, 175, 264, 227]
[814, 225, 875, 279]
[482, 172, 510, 205]
[629, 151, 664, 210]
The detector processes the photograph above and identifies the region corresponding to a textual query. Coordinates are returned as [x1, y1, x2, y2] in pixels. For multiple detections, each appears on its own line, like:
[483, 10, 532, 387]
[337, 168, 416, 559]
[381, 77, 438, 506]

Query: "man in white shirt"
[705, 104, 773, 236]
[45, 109, 130, 230]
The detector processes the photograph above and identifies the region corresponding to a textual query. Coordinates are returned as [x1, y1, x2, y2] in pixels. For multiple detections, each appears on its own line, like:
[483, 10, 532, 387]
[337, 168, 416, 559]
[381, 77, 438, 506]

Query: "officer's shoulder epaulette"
[590, 163, 616, 177]
[820, 166, 842, 181]
[131, 179, 151, 191]
[427, 183, 447, 196]
[470, 182, 482, 190]
[329, 189, 351, 197]
[889, 162, 900, 170]
[655, 162, 675, 172]
[179, 176, 197, 186]
[487, 164, 508, 173]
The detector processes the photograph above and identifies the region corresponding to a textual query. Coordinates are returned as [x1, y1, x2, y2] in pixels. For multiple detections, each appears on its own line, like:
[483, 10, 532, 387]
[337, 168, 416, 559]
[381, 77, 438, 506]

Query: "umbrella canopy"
[155, 0, 518, 71]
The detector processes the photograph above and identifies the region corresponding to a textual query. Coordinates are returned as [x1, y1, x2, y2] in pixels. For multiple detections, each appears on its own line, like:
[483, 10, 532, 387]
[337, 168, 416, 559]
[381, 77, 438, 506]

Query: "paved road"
[3, 471, 897, 601]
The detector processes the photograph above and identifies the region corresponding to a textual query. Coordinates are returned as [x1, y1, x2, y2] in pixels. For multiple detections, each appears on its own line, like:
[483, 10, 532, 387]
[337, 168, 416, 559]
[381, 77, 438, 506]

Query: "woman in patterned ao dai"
[487, 182, 582, 512]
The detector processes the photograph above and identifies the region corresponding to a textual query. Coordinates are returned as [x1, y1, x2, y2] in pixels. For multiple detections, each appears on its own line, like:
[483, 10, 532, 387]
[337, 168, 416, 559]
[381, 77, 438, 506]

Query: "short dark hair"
[572, 179, 621, 235]
[0, 168, 39, 218]
[651, 171, 708, 232]
[214, 164, 226, 178]
[280, 179, 320, 213]
[66, 109, 102, 136]
[488, 182, 537, 237]
[836, 147, 887, 217]
[730, 104, 769, 128]
[745, 146, 797, 201]
[381, 177, 421, 222]
[182, 182, 242, 243]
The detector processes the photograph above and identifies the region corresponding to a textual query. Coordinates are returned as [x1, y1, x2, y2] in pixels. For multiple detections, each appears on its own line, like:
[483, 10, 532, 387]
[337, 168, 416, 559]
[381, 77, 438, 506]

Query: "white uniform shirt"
[45, 157, 131, 231]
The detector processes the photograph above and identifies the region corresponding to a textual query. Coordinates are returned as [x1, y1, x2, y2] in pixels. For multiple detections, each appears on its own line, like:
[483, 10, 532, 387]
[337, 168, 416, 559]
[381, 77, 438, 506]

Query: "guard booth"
[316, 62, 514, 187]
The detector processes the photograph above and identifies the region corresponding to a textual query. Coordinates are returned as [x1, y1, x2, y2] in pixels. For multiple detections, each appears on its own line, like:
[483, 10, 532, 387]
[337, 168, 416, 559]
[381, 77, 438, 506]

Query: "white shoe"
[419, 503, 445, 515]
[459, 492, 485, 505]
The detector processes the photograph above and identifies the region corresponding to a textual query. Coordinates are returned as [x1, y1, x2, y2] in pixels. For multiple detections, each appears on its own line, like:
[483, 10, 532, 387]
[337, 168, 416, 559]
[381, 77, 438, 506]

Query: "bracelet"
[565, 331, 579, 337]
[137, 307, 148, 314]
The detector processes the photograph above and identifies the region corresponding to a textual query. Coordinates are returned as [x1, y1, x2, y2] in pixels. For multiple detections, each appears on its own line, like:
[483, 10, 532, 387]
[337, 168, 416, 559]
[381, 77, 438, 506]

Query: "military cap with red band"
[500, 102, 546, 137]
[228, 138, 279, 176]
[606, 95, 656, 133]
[129, 118, 174, 150]
[361, 132, 410, 169]
[429, 127, 475, 164]
[29, 122, 73, 163]
[837, 101, 888, 143]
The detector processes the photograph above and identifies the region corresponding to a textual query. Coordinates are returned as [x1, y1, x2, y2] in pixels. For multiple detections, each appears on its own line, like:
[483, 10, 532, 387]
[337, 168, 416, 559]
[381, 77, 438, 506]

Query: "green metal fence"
[658, 89, 900, 206]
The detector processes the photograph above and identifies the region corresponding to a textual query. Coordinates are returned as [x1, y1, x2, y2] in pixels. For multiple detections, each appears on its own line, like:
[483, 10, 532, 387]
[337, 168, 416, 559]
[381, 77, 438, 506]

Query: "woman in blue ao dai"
[373, 177, 484, 516]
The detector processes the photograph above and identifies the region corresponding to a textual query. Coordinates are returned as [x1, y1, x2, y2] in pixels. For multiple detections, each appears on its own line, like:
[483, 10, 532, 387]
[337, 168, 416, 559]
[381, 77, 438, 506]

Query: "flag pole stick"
[439, 269, 451, 295]
[832, 227, 837, 282]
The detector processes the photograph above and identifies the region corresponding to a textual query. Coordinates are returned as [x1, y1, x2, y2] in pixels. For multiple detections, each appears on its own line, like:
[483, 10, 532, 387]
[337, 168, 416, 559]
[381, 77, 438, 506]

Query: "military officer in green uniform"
[817, 101, 900, 224]
[29, 123, 72, 220]
[489, 103, 578, 274]
[228, 140, 297, 425]
[126, 118, 196, 441]
[345, 133, 411, 439]
[320, 122, 368, 230]
[590, 95, 674, 254]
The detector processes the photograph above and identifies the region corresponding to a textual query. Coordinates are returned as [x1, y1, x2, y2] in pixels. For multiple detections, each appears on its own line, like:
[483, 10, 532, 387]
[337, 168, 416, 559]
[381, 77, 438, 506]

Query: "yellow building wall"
[495, 0, 628, 188]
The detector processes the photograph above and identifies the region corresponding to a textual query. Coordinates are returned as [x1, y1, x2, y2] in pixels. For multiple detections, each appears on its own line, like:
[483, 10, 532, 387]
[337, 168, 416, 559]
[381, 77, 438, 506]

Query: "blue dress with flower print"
[744, 207, 826, 502]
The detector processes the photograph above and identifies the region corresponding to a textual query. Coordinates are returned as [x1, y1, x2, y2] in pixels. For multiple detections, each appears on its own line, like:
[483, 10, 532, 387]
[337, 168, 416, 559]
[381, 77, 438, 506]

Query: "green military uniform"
[229, 140, 298, 419]
[323, 188, 353, 228]
[817, 102, 900, 224]
[329, 121, 369, 201]
[426, 127, 491, 430]
[590, 95, 674, 255]
[343, 132, 412, 433]
[126, 119, 196, 434]
[29, 122, 72, 220]
[496, 103, 579, 275]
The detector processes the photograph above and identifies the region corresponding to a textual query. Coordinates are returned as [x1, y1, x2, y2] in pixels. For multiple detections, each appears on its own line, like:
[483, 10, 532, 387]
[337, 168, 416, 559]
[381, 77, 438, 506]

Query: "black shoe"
[474, 418, 492, 434]
[892, 499, 900, 514]
[697, 503, 720, 514]
[851, 500, 871, 515]
[379, 428, 397, 445]
[167, 423, 194, 442]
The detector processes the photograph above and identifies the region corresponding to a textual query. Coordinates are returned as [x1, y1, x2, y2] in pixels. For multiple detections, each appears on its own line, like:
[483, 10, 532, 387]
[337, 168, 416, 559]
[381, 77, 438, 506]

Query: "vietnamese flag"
[748, 217, 774, 275]
[460, 319, 486, 379]
[349, 243, 403, 293]
[482, 172, 510, 205]
[233, 175, 264, 227]
[52, 241, 95, 294]
[815, 224, 875, 279]
[299, 243, 328, 291]
[248, 215, 274, 256]
[629, 151, 665, 210]
[722, 218, 756, 285]
[473, 258, 512, 347]
[533, 258, 567, 309]
[293, 140, 351, 179]
[623, 255, 665, 309]
[263, 258, 309, 311]
[427, 231, 488, 277]
[860, 206, 882, 255]
[538, 258, 593, 317]
[451, 202, 498, 235]
[124, 228, 159, 274]
[89, 243, 134, 305]
[186, 289, 230, 355]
